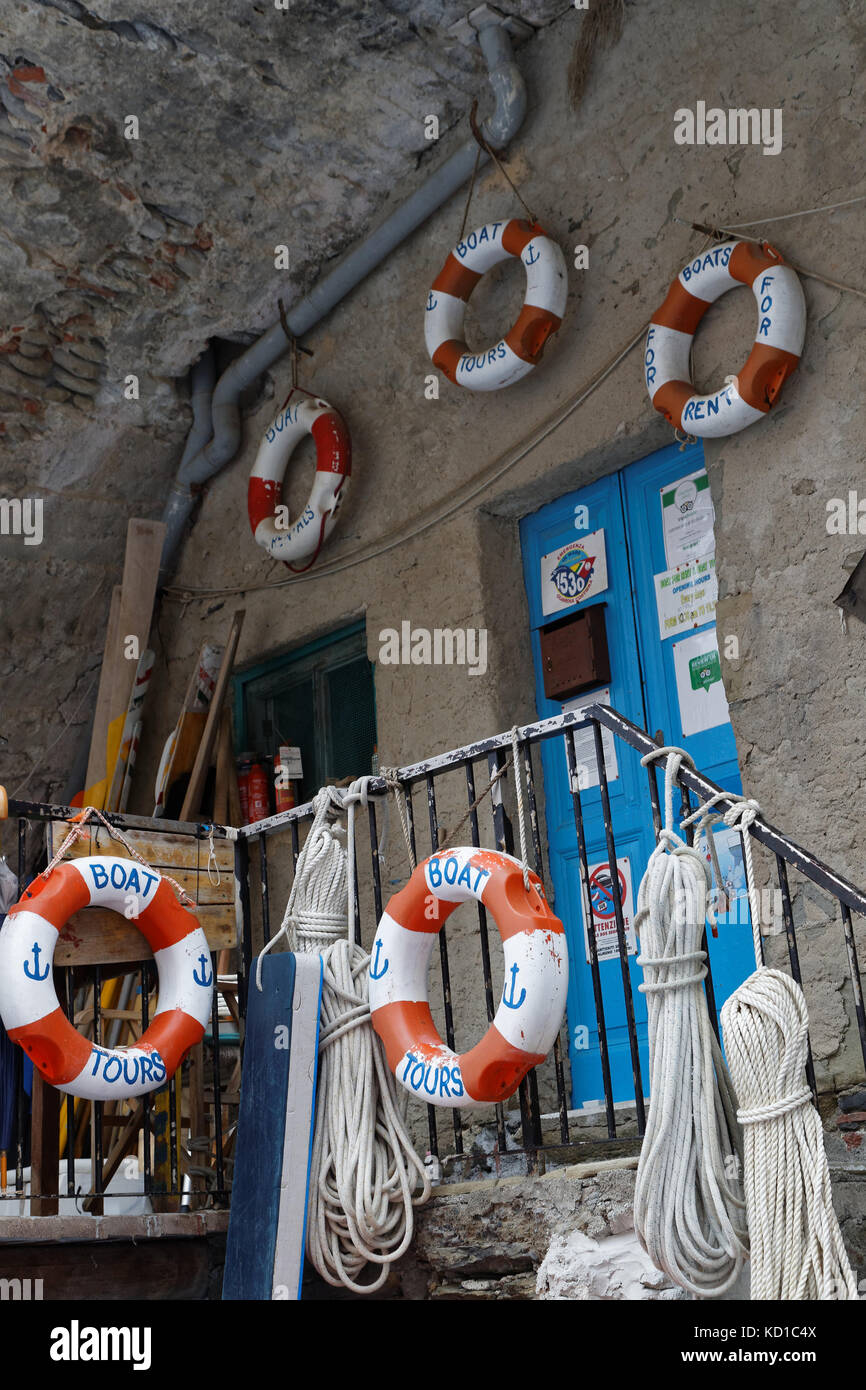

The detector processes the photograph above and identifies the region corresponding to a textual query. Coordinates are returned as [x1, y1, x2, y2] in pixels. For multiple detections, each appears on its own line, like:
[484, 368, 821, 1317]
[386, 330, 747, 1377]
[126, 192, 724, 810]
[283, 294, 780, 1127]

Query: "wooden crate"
[45, 821, 238, 967]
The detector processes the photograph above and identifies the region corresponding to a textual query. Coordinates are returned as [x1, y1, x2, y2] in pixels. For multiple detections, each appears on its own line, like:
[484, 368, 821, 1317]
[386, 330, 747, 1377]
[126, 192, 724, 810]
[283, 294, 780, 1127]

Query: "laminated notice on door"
[540, 529, 608, 616]
[672, 628, 730, 737]
[581, 856, 636, 964]
[654, 555, 718, 640]
[661, 470, 715, 569]
[562, 689, 618, 790]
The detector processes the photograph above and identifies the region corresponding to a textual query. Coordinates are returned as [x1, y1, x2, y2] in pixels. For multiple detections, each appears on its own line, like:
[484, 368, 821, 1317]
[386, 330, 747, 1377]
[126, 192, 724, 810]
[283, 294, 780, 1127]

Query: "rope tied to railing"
[686, 791, 860, 1301]
[380, 767, 416, 873]
[637, 746, 858, 1300]
[632, 746, 748, 1298]
[42, 805, 195, 907]
[255, 778, 430, 1294]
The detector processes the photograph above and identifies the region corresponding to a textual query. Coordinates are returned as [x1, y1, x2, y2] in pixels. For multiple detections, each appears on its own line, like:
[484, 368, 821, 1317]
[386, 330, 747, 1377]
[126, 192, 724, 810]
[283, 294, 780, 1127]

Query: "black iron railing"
[4, 702, 866, 1208]
[239, 703, 866, 1175]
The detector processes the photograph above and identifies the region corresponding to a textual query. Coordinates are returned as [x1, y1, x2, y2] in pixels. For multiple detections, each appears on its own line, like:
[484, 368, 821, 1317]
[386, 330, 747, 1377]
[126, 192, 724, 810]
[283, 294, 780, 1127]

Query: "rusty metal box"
[539, 604, 610, 701]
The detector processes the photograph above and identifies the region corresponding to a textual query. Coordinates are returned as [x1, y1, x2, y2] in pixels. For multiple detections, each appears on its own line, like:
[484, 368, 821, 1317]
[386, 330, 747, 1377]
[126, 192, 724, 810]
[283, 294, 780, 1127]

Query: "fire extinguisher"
[236, 756, 252, 824]
[243, 756, 270, 824]
[274, 748, 296, 814]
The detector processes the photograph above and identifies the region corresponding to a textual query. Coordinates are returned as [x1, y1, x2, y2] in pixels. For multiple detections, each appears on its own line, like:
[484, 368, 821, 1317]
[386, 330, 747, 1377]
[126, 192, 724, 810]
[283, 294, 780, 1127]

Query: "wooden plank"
[180, 611, 245, 823]
[30, 1073, 60, 1217]
[111, 519, 165, 721]
[48, 822, 235, 871]
[81, 585, 122, 804]
[154, 642, 223, 818]
[55, 904, 235, 966]
[0, 1234, 213, 1301]
[105, 649, 154, 812]
[83, 521, 165, 808]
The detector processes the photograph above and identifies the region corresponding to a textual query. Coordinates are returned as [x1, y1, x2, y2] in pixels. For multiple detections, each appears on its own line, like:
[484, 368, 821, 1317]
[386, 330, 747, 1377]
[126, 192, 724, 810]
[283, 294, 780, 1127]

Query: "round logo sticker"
[550, 545, 597, 603]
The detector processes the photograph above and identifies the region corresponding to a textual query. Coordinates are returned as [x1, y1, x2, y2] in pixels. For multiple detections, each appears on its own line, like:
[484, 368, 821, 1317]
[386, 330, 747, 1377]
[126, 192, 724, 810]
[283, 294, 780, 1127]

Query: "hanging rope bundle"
[632, 748, 749, 1297]
[256, 781, 430, 1294]
[691, 797, 860, 1300]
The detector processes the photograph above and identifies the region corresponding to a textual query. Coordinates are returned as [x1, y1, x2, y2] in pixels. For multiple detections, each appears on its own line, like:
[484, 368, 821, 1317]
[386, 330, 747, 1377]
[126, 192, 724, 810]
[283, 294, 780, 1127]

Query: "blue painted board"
[223, 952, 322, 1301]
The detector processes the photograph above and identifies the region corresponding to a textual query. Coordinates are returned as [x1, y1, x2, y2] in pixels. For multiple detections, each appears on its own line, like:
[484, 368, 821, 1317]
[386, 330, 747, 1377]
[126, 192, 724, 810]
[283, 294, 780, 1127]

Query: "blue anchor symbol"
[369, 939, 389, 980]
[426, 291, 438, 311]
[193, 953, 213, 987]
[525, 243, 540, 266]
[23, 941, 50, 982]
[502, 963, 526, 1010]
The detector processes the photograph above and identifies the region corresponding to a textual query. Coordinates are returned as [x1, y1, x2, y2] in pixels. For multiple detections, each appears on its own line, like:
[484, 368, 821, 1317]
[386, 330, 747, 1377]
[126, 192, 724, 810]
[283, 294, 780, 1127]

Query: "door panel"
[521, 443, 754, 1109]
[521, 473, 655, 1108]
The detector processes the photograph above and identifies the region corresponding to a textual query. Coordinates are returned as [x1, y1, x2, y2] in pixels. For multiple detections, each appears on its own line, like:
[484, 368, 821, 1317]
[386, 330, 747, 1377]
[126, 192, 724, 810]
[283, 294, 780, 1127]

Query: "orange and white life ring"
[0, 856, 213, 1100]
[424, 219, 567, 391]
[645, 240, 806, 437]
[369, 847, 567, 1107]
[248, 393, 351, 570]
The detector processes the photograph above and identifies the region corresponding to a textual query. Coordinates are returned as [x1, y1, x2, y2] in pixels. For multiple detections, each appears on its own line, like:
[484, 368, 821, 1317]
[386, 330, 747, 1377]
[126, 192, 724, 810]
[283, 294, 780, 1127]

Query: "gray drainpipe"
[159, 18, 527, 584]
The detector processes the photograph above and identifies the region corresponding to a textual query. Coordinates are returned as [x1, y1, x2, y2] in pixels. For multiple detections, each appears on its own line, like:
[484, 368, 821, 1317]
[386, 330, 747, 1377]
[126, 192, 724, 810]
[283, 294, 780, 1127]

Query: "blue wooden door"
[520, 442, 754, 1109]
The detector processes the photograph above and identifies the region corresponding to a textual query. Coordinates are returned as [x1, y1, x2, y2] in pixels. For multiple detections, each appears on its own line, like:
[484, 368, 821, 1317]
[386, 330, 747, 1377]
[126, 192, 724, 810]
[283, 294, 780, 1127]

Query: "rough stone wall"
[0, 0, 561, 803]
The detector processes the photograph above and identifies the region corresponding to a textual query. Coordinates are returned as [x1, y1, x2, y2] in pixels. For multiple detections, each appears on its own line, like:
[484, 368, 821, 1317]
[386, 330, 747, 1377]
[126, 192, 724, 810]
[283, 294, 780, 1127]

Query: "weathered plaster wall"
[128, 0, 866, 1097]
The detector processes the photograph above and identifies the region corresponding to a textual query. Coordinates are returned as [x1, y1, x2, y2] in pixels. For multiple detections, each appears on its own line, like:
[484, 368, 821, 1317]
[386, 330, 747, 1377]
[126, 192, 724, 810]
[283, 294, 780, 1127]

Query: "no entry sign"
[582, 856, 636, 964]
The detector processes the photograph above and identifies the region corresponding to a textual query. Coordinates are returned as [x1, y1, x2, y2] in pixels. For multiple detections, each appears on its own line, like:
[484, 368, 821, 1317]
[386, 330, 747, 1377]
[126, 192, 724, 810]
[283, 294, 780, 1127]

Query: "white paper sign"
[562, 688, 618, 789]
[540, 529, 608, 617]
[581, 856, 636, 964]
[277, 745, 304, 779]
[661, 470, 715, 569]
[672, 628, 730, 737]
[654, 555, 718, 641]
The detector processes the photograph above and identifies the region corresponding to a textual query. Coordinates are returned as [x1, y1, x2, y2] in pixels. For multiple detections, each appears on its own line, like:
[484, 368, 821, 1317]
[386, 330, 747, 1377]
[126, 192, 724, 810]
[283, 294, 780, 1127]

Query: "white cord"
[256, 779, 430, 1294]
[510, 726, 532, 892]
[698, 798, 860, 1301]
[633, 748, 749, 1298]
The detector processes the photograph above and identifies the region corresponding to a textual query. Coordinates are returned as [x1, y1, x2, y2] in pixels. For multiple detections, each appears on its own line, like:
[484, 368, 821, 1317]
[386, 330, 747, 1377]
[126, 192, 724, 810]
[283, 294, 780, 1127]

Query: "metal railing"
[0, 802, 239, 1213]
[4, 702, 865, 1208]
[238, 703, 866, 1175]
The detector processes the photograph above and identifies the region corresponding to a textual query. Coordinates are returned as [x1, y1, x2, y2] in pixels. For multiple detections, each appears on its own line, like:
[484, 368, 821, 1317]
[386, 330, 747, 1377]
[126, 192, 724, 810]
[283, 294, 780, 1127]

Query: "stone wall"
[135, 0, 865, 1086]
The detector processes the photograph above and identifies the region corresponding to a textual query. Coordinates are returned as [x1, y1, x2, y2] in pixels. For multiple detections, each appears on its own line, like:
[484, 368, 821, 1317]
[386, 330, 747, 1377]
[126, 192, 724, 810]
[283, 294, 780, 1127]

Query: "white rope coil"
[639, 747, 858, 1301]
[633, 748, 749, 1298]
[256, 779, 430, 1294]
[704, 793, 860, 1301]
[721, 970, 857, 1298]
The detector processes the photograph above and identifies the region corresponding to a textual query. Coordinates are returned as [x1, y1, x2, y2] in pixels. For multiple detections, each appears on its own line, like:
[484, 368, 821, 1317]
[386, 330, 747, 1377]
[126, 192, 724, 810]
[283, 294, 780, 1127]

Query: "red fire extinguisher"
[242, 756, 270, 824]
[274, 749, 296, 814]
[236, 756, 252, 824]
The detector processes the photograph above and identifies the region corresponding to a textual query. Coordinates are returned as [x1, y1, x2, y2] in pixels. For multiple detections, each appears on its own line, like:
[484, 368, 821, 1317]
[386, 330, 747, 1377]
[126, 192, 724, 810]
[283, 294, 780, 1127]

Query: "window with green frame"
[233, 619, 377, 805]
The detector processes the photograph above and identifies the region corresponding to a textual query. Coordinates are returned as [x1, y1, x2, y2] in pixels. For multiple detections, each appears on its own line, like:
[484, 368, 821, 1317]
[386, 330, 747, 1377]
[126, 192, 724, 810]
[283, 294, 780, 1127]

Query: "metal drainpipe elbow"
[159, 18, 528, 584]
[476, 19, 527, 149]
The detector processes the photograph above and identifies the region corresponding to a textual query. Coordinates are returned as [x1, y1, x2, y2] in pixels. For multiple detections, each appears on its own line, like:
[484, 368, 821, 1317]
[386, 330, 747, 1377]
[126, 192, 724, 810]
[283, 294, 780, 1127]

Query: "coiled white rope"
[633, 747, 749, 1297]
[256, 780, 430, 1294]
[693, 796, 859, 1300]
